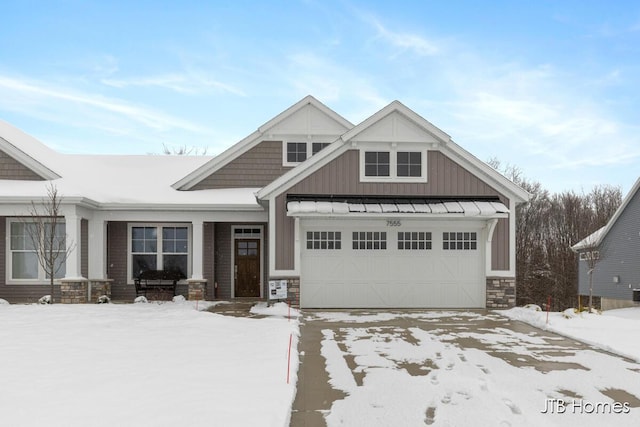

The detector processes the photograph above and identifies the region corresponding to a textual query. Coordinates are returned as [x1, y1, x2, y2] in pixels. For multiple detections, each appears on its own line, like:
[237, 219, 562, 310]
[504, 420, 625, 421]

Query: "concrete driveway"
[290, 310, 640, 427]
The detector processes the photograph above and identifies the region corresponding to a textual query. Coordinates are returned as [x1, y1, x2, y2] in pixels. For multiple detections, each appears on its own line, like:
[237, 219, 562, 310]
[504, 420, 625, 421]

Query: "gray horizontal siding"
[0, 149, 44, 180]
[578, 189, 640, 300]
[275, 149, 510, 271]
[192, 141, 293, 190]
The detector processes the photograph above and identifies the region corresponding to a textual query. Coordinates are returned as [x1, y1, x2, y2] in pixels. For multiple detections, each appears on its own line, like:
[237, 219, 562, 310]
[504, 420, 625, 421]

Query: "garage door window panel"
[306, 231, 341, 250]
[442, 232, 477, 250]
[353, 231, 387, 250]
[398, 231, 432, 250]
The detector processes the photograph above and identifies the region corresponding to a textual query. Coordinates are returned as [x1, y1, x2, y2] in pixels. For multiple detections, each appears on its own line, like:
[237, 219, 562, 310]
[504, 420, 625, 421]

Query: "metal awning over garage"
[287, 196, 509, 218]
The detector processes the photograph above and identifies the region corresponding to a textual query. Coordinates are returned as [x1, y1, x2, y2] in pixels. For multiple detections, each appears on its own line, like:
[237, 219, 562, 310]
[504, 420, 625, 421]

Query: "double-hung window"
[8, 220, 66, 281]
[130, 225, 190, 280]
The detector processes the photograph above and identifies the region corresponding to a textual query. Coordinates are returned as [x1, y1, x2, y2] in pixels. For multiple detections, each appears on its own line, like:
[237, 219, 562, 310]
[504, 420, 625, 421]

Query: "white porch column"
[191, 220, 204, 280]
[64, 213, 84, 279]
[88, 218, 107, 280]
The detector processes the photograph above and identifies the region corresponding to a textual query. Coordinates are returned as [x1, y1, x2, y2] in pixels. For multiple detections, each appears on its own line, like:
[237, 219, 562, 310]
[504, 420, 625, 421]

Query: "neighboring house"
[0, 96, 529, 308]
[572, 177, 640, 310]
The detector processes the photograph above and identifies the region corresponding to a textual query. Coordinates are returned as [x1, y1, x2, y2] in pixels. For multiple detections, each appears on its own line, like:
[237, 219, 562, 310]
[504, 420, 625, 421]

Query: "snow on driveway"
[312, 309, 640, 427]
[0, 300, 299, 427]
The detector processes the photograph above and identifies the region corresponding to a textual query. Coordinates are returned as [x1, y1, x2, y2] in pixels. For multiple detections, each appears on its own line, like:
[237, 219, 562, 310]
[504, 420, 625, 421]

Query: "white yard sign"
[269, 280, 288, 300]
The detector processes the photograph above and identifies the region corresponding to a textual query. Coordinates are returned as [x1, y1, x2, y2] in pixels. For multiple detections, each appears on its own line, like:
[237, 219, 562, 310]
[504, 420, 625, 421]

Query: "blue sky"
[1, 0, 639, 194]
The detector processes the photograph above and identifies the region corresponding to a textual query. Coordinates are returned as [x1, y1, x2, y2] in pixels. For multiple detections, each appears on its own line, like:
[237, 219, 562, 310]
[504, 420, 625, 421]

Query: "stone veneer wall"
[486, 277, 516, 308]
[90, 280, 112, 302]
[60, 280, 89, 304]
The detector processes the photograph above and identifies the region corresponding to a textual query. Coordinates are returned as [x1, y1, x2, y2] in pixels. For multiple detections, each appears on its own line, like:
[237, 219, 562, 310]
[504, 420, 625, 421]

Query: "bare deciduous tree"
[489, 158, 622, 310]
[161, 143, 208, 156]
[23, 183, 75, 303]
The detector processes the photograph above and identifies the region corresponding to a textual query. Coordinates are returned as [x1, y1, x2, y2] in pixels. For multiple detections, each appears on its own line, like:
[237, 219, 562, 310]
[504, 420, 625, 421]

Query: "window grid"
[9, 221, 66, 280]
[352, 231, 387, 250]
[287, 142, 307, 163]
[397, 151, 422, 177]
[131, 225, 189, 280]
[306, 231, 342, 250]
[364, 151, 390, 177]
[312, 142, 330, 155]
[398, 231, 432, 250]
[443, 232, 477, 250]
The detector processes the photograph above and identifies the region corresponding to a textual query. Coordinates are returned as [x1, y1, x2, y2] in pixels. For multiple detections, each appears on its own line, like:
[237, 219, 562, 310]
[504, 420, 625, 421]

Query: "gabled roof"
[257, 100, 530, 204]
[0, 119, 62, 180]
[171, 95, 353, 190]
[572, 177, 640, 251]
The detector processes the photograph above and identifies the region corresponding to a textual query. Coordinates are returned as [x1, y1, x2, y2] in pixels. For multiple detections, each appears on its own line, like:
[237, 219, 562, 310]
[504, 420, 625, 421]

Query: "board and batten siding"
[191, 141, 294, 190]
[0, 149, 44, 180]
[578, 188, 640, 300]
[275, 149, 510, 271]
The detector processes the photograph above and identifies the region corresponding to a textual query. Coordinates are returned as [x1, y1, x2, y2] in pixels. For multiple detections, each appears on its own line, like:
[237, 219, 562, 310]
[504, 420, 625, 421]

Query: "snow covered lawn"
[0, 300, 299, 427]
[501, 306, 640, 363]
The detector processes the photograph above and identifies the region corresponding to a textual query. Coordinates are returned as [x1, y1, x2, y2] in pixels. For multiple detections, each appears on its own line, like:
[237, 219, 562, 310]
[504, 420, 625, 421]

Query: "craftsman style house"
[572, 177, 640, 310]
[0, 96, 529, 308]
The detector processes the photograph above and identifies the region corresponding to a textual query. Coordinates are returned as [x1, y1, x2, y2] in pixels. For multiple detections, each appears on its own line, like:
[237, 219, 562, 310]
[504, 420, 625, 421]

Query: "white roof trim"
[0, 121, 61, 180]
[172, 95, 353, 190]
[287, 200, 509, 218]
[572, 176, 640, 251]
[340, 100, 451, 143]
[257, 101, 530, 204]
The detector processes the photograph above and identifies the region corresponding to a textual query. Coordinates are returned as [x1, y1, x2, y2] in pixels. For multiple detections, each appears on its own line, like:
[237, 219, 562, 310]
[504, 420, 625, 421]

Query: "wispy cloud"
[101, 70, 246, 96]
[0, 75, 206, 133]
[285, 52, 388, 121]
[363, 16, 440, 57]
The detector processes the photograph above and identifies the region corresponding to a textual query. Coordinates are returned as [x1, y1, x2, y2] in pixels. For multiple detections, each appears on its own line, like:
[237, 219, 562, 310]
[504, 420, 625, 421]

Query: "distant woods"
[161, 144, 208, 155]
[488, 158, 622, 310]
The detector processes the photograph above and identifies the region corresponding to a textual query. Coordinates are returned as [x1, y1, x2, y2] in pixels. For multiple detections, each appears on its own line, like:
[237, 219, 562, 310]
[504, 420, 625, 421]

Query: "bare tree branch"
[22, 183, 76, 303]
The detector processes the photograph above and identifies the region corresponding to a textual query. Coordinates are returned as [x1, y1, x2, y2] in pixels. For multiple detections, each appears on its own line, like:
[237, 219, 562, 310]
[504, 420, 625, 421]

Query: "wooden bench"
[134, 270, 181, 300]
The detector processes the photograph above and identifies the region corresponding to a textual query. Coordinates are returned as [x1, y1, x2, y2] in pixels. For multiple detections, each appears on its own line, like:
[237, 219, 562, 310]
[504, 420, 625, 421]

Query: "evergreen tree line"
[490, 160, 623, 310]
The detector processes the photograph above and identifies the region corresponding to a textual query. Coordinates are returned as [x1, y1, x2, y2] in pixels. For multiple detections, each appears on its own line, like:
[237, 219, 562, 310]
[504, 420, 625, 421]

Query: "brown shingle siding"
[0, 149, 44, 180]
[192, 141, 293, 189]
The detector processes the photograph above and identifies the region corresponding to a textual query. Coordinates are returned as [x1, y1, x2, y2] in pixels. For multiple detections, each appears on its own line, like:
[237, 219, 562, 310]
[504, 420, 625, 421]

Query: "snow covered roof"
[287, 199, 509, 217]
[0, 119, 62, 180]
[0, 153, 262, 209]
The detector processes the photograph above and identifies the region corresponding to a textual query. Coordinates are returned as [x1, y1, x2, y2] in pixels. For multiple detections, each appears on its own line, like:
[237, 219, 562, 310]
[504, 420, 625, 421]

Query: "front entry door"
[234, 239, 261, 297]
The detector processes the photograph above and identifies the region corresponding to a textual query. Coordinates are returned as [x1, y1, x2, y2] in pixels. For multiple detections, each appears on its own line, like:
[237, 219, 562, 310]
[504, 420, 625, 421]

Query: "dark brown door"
[235, 239, 261, 297]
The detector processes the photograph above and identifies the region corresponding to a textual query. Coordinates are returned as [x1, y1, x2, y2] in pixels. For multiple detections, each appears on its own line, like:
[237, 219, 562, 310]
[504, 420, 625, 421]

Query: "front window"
[364, 152, 390, 177]
[131, 225, 189, 280]
[9, 220, 66, 281]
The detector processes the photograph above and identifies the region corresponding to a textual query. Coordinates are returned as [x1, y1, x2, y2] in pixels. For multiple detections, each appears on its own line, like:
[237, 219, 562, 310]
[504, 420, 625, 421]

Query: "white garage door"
[300, 218, 486, 308]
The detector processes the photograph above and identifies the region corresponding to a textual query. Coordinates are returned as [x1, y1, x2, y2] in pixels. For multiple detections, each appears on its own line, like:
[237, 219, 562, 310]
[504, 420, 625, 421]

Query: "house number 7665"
[386, 220, 402, 227]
